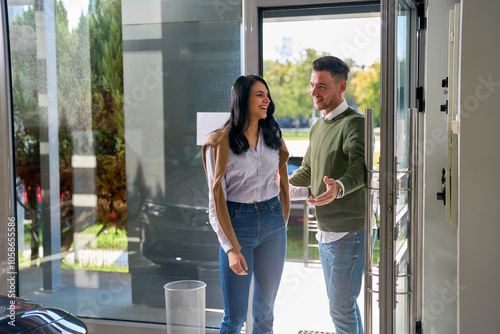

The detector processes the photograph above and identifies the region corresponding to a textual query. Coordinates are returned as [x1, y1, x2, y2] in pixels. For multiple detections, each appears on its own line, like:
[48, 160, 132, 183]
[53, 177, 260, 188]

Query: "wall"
[423, 1, 460, 333]
[458, 0, 500, 333]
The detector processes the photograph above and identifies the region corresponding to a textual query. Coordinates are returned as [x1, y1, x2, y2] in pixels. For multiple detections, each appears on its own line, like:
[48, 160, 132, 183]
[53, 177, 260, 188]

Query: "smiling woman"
[248, 81, 271, 127]
[202, 74, 291, 333]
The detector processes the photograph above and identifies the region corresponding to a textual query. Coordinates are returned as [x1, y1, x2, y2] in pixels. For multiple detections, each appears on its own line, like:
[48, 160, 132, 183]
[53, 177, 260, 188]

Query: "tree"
[88, 0, 127, 233]
[11, 0, 126, 262]
[264, 48, 331, 123]
[264, 50, 368, 125]
[350, 62, 381, 126]
[54, 0, 89, 252]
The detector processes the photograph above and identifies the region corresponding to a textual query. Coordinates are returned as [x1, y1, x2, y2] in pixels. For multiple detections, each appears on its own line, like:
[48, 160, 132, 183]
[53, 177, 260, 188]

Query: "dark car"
[0, 295, 87, 333]
[138, 149, 306, 266]
[139, 149, 220, 267]
[131, 148, 307, 310]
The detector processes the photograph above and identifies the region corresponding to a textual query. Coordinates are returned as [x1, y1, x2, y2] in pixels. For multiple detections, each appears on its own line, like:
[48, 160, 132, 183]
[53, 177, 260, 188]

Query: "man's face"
[309, 70, 346, 114]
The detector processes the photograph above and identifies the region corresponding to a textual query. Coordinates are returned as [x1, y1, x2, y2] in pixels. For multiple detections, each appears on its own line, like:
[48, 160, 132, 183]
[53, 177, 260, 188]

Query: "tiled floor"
[19, 261, 374, 333]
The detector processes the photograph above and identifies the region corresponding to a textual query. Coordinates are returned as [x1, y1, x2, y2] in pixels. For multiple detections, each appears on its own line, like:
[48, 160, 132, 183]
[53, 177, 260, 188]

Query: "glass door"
[248, 0, 423, 333]
[394, 3, 412, 332]
[252, 1, 381, 333]
[377, 0, 422, 333]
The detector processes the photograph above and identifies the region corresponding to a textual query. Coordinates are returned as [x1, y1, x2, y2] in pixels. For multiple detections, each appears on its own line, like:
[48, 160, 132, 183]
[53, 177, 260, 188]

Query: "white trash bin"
[164, 280, 206, 334]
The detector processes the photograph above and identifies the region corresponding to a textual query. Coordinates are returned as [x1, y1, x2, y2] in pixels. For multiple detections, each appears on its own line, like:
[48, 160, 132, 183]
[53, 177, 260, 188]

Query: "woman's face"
[248, 81, 270, 123]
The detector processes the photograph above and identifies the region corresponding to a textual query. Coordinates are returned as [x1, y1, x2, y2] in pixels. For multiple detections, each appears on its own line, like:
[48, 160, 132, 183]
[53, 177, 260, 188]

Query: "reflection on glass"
[396, 4, 411, 171]
[10, 0, 241, 327]
[394, 2, 411, 333]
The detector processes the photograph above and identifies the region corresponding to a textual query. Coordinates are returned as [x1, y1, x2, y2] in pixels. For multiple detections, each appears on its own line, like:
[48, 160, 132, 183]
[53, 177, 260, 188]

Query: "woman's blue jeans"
[319, 231, 365, 334]
[219, 196, 287, 334]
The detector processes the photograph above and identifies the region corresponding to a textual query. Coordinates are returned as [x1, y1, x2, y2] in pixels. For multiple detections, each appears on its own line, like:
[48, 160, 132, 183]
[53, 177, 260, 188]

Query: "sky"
[263, 17, 381, 67]
[63, 0, 89, 29]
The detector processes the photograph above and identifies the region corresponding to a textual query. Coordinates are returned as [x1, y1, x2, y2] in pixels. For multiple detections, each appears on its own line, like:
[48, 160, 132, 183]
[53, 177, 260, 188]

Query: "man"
[289, 56, 365, 334]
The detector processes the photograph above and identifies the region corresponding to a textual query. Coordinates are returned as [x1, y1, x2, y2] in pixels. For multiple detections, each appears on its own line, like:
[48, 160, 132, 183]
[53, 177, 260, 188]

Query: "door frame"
[242, 0, 379, 75]
[0, 0, 17, 297]
[245, 0, 425, 333]
[379, 0, 424, 332]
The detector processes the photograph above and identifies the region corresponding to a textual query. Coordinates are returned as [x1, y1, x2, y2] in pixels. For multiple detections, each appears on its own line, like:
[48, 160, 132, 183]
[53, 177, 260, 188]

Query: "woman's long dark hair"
[225, 75, 282, 154]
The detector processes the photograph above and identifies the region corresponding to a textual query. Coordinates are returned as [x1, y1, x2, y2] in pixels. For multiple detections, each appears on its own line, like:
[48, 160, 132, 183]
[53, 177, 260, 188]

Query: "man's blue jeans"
[319, 231, 365, 334]
[219, 196, 287, 334]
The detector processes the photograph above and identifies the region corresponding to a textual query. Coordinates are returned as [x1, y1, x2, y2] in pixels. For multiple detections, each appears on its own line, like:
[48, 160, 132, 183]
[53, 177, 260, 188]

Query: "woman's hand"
[227, 249, 248, 275]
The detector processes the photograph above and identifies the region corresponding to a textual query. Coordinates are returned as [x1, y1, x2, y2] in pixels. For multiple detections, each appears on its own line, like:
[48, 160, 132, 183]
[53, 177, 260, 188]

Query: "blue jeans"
[319, 231, 365, 334]
[219, 196, 287, 334]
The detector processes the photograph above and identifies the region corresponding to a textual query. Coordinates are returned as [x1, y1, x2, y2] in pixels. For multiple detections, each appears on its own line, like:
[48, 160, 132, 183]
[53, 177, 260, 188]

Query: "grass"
[22, 223, 127, 251]
[61, 261, 128, 273]
[373, 238, 380, 265]
[24, 223, 42, 245]
[286, 226, 305, 259]
[282, 130, 309, 140]
[20, 223, 128, 272]
[77, 224, 127, 251]
[60, 224, 128, 272]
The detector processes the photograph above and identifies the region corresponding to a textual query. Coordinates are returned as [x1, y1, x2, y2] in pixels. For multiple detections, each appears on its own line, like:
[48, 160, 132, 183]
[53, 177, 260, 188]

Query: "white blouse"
[204, 131, 309, 252]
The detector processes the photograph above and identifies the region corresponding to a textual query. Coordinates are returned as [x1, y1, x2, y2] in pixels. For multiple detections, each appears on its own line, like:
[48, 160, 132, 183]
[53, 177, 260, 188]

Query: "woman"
[202, 75, 291, 333]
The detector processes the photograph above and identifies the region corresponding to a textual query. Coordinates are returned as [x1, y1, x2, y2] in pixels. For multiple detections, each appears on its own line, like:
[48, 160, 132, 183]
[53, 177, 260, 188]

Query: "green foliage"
[264, 49, 380, 126]
[286, 225, 320, 261]
[11, 5, 42, 263]
[61, 262, 129, 273]
[351, 62, 381, 126]
[88, 0, 127, 230]
[89, 0, 123, 93]
[285, 226, 304, 260]
[80, 223, 128, 250]
[11, 0, 127, 261]
[264, 49, 329, 121]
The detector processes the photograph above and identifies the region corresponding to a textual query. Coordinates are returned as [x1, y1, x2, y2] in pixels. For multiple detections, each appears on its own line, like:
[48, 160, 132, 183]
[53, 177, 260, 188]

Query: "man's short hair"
[312, 56, 350, 82]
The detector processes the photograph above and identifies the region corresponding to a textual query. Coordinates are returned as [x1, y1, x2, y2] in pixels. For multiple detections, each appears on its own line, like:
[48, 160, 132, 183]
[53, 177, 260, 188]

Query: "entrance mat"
[297, 331, 335, 334]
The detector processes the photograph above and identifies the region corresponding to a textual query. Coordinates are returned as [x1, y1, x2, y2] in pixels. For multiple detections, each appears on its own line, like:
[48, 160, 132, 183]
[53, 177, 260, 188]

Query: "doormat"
[297, 331, 335, 334]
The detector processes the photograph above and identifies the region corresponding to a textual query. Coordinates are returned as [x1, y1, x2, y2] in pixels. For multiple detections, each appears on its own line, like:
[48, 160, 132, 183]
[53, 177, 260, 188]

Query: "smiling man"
[289, 56, 366, 334]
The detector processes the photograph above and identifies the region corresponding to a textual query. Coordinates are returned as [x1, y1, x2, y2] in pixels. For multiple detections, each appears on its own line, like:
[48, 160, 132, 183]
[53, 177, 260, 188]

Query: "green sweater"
[289, 107, 365, 232]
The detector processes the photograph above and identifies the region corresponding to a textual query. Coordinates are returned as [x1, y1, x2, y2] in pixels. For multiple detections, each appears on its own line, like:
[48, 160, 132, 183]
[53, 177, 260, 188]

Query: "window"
[8, 0, 241, 327]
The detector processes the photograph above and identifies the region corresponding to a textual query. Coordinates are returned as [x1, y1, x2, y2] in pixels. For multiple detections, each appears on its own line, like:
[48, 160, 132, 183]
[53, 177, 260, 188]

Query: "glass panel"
[9, 0, 241, 327]
[394, 1, 412, 332]
[262, 10, 381, 333]
[396, 3, 411, 171]
[395, 247, 409, 333]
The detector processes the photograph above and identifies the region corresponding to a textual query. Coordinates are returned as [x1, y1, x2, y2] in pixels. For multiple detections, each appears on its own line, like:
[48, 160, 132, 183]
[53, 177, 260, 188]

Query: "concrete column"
[35, 0, 62, 292]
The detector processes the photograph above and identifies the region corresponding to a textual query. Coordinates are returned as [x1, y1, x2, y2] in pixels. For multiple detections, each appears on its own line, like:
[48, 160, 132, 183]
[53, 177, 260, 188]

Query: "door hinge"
[416, 320, 423, 334]
[416, 0, 426, 30]
[416, 86, 424, 112]
[442, 77, 449, 88]
[440, 100, 448, 114]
